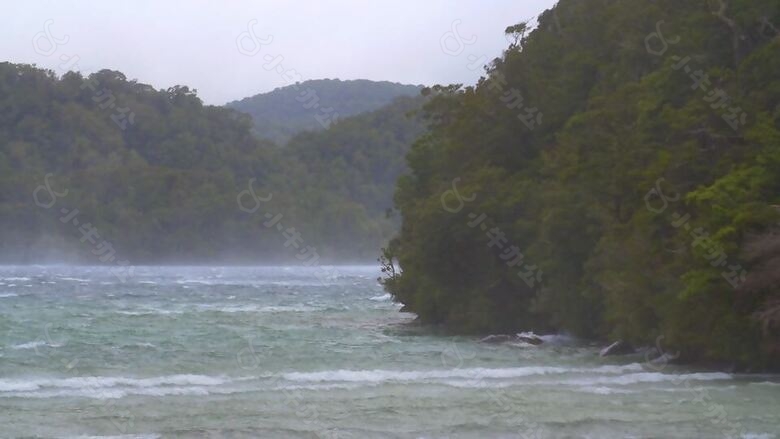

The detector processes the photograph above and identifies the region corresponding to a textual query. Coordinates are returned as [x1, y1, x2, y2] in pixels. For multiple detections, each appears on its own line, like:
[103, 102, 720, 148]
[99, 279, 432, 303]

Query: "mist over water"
[0, 265, 778, 438]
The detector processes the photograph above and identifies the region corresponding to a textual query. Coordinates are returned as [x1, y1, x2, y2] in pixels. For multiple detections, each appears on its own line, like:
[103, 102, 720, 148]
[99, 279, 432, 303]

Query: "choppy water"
[0, 266, 778, 438]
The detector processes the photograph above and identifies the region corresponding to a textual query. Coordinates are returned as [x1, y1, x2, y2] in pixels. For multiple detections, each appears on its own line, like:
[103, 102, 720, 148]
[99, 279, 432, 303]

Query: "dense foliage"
[278, 95, 427, 256]
[226, 79, 422, 144]
[0, 64, 424, 262]
[383, 0, 780, 369]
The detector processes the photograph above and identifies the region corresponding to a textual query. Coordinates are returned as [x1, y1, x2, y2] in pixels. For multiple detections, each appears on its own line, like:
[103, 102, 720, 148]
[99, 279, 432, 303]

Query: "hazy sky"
[5, 0, 557, 105]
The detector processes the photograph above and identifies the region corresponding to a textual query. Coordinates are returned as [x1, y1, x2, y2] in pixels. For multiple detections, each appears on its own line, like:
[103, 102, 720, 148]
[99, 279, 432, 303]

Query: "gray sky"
[5, 0, 557, 105]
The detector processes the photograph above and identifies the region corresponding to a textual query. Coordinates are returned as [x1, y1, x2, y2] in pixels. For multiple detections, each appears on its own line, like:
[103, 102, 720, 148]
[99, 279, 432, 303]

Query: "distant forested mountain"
[382, 0, 780, 370]
[268, 94, 427, 258]
[283, 95, 426, 220]
[225, 79, 422, 144]
[0, 63, 425, 262]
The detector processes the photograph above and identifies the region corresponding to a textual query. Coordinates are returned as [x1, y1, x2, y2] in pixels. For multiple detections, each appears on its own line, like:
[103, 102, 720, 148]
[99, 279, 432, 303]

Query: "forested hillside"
[0, 64, 425, 262]
[269, 95, 427, 257]
[226, 79, 422, 144]
[382, 0, 780, 369]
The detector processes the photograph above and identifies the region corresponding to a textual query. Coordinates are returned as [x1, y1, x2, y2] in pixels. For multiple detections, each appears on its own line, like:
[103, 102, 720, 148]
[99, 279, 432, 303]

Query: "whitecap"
[538, 333, 578, 344]
[61, 435, 162, 439]
[57, 277, 90, 282]
[280, 364, 706, 386]
[176, 279, 213, 285]
[575, 386, 635, 395]
[562, 371, 732, 386]
[260, 305, 317, 313]
[10, 340, 47, 350]
[369, 293, 392, 302]
[273, 382, 374, 392]
[0, 379, 41, 392]
[283, 366, 576, 383]
[592, 363, 645, 374]
[0, 374, 229, 396]
[116, 307, 183, 316]
[195, 304, 317, 313]
[0, 293, 18, 298]
[749, 381, 780, 387]
[437, 379, 515, 389]
[7, 384, 252, 400]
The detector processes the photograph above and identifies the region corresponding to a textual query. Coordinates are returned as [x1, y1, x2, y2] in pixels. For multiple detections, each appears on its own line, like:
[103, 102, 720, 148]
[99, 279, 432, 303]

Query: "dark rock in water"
[599, 340, 634, 357]
[479, 334, 514, 344]
[517, 332, 544, 345]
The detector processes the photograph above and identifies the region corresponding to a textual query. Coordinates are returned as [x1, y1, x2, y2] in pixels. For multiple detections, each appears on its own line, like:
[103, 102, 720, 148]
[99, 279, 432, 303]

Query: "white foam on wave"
[198, 304, 318, 313]
[283, 367, 554, 383]
[591, 363, 645, 373]
[62, 435, 162, 439]
[115, 303, 321, 316]
[282, 364, 644, 383]
[9, 381, 263, 400]
[279, 364, 731, 390]
[174, 278, 338, 287]
[575, 385, 635, 395]
[0, 374, 228, 395]
[2, 277, 30, 281]
[273, 382, 374, 392]
[0, 293, 18, 298]
[562, 371, 732, 386]
[213, 304, 272, 313]
[58, 277, 90, 282]
[437, 379, 516, 389]
[15, 385, 215, 400]
[0, 380, 40, 392]
[749, 381, 780, 386]
[369, 293, 392, 302]
[116, 309, 182, 316]
[10, 340, 48, 350]
[260, 305, 318, 313]
[10, 341, 42, 350]
[176, 279, 215, 285]
[536, 333, 579, 345]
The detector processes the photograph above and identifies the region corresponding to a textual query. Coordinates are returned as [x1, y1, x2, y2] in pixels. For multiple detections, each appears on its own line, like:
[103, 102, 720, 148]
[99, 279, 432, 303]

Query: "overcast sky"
[5, 0, 557, 105]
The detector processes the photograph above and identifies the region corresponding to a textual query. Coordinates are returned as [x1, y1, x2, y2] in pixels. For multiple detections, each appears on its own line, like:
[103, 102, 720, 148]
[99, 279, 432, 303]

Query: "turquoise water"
[0, 265, 778, 438]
